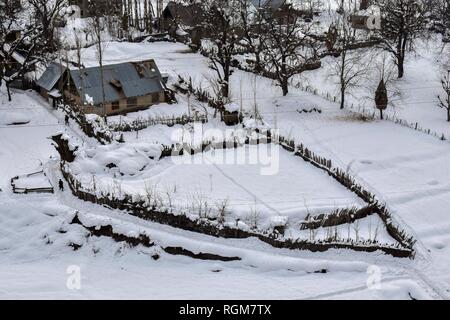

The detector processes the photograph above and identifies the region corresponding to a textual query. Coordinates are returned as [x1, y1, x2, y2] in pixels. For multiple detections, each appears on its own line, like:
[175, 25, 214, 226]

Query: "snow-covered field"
[12, 171, 53, 191]
[300, 36, 450, 139]
[0, 157, 436, 299]
[2, 4, 450, 298]
[68, 142, 372, 237]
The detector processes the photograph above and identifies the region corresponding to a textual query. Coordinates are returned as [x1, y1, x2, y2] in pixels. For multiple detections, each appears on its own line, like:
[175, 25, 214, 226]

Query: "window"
[151, 92, 160, 103]
[112, 101, 120, 111]
[127, 97, 138, 108]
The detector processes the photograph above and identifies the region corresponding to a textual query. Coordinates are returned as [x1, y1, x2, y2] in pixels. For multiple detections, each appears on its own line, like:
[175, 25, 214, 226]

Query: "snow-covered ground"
[68, 143, 369, 237]
[2, 18, 450, 298]
[12, 171, 53, 190]
[300, 36, 450, 139]
[0, 90, 62, 189]
[0, 159, 436, 299]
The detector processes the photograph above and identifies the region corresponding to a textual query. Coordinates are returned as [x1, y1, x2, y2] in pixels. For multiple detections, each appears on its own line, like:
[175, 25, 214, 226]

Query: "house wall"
[5, 30, 21, 43]
[64, 90, 82, 105]
[39, 87, 49, 100]
[73, 92, 166, 116]
[105, 92, 166, 116]
[351, 15, 370, 30]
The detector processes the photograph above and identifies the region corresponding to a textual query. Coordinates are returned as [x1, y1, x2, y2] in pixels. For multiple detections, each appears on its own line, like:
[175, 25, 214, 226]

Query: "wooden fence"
[159, 129, 273, 159]
[60, 162, 412, 258]
[109, 114, 208, 132]
[57, 104, 114, 145]
[11, 171, 54, 194]
[295, 83, 449, 142]
[274, 133, 416, 253]
[52, 114, 416, 257]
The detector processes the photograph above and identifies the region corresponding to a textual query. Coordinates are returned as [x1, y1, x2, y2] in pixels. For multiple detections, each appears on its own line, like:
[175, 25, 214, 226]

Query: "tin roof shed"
[36, 62, 67, 91]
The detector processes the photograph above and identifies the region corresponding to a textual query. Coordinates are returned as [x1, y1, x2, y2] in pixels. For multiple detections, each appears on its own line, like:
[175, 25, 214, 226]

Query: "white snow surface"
[13, 172, 52, 190]
[2, 9, 450, 298]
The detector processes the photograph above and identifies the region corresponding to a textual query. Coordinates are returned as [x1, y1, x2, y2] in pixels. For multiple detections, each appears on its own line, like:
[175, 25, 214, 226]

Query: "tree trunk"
[6, 82, 12, 102]
[280, 56, 289, 96]
[380, 109, 384, 120]
[223, 65, 230, 98]
[397, 61, 404, 78]
[95, 19, 107, 118]
[45, 24, 54, 50]
[222, 82, 229, 99]
[134, 0, 139, 29]
[254, 53, 262, 73]
[397, 54, 405, 78]
[223, 81, 228, 99]
[447, 108, 450, 122]
[340, 42, 346, 110]
[340, 89, 345, 110]
[281, 78, 289, 96]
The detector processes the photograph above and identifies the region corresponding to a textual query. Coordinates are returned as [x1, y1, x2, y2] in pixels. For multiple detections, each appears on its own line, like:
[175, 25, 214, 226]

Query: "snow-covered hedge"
[59, 161, 413, 258]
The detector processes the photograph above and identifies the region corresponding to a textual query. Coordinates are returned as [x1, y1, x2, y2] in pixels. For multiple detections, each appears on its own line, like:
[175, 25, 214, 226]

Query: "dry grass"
[334, 112, 374, 123]
[175, 48, 194, 54]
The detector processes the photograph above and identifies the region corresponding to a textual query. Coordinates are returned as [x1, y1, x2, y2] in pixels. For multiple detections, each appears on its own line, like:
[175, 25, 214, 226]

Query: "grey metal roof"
[36, 62, 66, 91]
[69, 60, 164, 105]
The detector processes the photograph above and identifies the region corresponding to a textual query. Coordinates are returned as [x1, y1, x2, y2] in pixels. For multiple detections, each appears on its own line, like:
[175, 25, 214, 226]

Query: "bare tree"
[425, 0, 448, 37]
[202, 0, 240, 99]
[329, 3, 371, 109]
[88, 1, 108, 118]
[261, 7, 319, 96]
[437, 70, 450, 122]
[28, 0, 67, 51]
[238, 0, 266, 72]
[442, 0, 450, 40]
[303, 0, 323, 17]
[375, 0, 428, 78]
[73, 29, 85, 105]
[0, 0, 40, 101]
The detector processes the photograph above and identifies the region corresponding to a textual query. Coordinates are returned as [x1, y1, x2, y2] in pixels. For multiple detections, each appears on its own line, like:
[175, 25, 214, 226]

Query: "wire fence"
[294, 82, 449, 142]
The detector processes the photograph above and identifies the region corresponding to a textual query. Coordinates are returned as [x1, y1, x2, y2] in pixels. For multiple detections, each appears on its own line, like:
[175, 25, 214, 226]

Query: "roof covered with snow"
[224, 102, 240, 113]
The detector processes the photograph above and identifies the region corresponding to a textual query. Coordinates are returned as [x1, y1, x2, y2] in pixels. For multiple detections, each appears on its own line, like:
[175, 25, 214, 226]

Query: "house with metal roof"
[161, 1, 204, 29]
[160, 1, 205, 47]
[248, 0, 300, 24]
[250, 0, 287, 11]
[36, 59, 167, 115]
